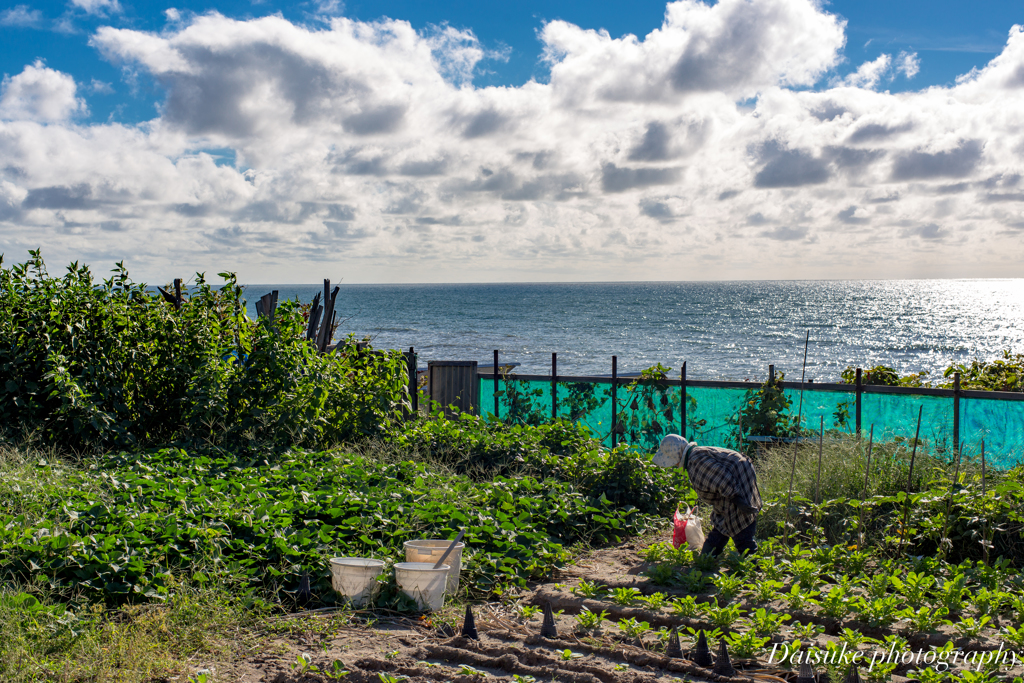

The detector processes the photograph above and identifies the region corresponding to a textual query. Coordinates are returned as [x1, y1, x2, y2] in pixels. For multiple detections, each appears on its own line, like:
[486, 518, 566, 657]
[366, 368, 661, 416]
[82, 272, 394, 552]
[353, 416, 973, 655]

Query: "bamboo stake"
[938, 437, 963, 562]
[784, 331, 811, 547]
[898, 405, 924, 558]
[858, 425, 874, 548]
[981, 440, 990, 566]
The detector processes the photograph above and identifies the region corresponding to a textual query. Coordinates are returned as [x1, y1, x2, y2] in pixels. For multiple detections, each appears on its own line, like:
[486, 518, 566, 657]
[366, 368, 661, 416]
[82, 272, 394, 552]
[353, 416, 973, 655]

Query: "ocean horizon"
[239, 279, 1024, 382]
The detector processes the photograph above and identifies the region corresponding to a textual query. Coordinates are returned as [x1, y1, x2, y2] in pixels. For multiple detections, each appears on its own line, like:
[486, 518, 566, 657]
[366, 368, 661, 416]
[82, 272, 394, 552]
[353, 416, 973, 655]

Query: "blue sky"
[1, 0, 1023, 282]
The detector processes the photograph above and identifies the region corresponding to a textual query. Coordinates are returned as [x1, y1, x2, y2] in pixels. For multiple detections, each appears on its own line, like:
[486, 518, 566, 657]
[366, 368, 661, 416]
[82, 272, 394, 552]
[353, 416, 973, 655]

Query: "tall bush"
[0, 251, 408, 453]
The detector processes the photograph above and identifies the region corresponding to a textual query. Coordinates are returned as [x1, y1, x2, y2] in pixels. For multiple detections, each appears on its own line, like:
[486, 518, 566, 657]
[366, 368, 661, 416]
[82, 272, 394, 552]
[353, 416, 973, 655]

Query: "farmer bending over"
[653, 434, 762, 556]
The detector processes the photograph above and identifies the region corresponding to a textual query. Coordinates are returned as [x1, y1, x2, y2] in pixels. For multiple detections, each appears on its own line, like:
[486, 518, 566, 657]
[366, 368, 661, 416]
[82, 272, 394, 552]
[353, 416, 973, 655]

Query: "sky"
[1, 0, 1023, 283]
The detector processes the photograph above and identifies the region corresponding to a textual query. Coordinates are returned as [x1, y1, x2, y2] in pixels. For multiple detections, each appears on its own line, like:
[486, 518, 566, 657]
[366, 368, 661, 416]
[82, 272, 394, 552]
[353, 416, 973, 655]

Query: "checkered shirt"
[685, 445, 762, 538]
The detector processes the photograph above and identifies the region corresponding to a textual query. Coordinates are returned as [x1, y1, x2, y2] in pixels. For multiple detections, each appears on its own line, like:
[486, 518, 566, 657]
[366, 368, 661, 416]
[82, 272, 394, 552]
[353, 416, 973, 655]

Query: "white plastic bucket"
[404, 540, 465, 593]
[394, 562, 450, 611]
[329, 557, 385, 607]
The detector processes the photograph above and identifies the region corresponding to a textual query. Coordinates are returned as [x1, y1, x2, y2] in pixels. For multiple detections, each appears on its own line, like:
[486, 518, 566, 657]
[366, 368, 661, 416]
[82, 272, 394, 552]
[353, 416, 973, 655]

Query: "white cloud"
[0, 61, 86, 123]
[896, 51, 920, 79]
[0, 5, 43, 27]
[0, 2, 1023, 281]
[69, 0, 121, 16]
[840, 53, 891, 89]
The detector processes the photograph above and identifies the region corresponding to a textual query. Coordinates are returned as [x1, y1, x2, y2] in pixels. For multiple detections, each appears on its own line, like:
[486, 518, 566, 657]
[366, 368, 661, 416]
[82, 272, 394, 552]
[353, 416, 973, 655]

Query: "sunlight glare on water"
[242, 280, 1024, 381]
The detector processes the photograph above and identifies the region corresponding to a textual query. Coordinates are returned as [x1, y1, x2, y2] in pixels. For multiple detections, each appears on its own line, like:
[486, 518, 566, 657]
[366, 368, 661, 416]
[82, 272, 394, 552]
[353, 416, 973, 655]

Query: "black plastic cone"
[844, 666, 862, 683]
[540, 602, 558, 638]
[437, 622, 456, 638]
[461, 605, 479, 640]
[692, 630, 713, 668]
[818, 671, 832, 683]
[712, 639, 736, 677]
[665, 627, 682, 658]
[796, 661, 816, 683]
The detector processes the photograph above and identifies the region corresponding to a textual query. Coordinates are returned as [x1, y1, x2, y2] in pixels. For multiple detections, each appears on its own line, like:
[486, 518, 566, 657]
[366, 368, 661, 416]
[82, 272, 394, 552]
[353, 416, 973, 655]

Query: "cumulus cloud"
[0, 61, 86, 122]
[0, 5, 43, 27]
[69, 0, 120, 16]
[0, 1, 1023, 280]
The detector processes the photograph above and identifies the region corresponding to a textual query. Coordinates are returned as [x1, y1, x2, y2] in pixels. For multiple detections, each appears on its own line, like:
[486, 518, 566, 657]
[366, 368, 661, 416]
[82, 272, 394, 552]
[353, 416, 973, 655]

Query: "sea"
[240, 280, 1024, 382]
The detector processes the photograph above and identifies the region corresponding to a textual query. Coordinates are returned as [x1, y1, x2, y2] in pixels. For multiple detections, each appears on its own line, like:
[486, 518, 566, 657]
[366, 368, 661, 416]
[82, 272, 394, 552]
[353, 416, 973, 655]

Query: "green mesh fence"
[479, 376, 1024, 470]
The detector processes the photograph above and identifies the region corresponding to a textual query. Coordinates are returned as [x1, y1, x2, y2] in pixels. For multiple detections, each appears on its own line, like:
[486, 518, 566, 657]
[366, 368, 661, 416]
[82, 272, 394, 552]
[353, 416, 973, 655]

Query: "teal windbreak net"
[478, 376, 1024, 470]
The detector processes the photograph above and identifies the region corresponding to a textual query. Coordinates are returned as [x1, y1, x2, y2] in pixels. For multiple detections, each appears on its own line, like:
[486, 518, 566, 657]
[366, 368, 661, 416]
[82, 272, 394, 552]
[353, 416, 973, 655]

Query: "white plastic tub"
[404, 539, 465, 593]
[329, 557, 385, 607]
[394, 562, 450, 611]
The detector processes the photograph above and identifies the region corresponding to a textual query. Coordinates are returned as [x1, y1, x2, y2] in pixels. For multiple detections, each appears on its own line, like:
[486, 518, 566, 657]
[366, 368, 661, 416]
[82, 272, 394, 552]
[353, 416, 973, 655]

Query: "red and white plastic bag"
[672, 506, 706, 550]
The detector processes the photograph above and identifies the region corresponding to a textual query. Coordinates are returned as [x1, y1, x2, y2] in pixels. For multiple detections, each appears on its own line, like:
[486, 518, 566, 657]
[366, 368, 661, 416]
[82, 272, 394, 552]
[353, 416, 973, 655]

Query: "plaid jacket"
[685, 445, 762, 538]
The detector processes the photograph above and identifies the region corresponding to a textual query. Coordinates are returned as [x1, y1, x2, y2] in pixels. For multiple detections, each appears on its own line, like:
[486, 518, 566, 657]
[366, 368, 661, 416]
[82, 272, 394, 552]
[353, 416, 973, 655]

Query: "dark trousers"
[701, 519, 758, 556]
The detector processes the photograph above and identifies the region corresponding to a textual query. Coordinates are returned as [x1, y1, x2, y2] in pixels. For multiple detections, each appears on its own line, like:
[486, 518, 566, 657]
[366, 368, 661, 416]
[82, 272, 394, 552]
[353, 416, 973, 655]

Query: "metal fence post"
[855, 368, 863, 437]
[494, 349, 500, 421]
[611, 356, 618, 448]
[680, 361, 687, 440]
[953, 372, 961, 459]
[408, 346, 417, 415]
[551, 352, 558, 421]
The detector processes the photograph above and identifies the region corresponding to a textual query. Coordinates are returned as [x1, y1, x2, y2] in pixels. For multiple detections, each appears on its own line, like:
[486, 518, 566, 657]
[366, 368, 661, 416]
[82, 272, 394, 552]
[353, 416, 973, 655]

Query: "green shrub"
[0, 251, 408, 454]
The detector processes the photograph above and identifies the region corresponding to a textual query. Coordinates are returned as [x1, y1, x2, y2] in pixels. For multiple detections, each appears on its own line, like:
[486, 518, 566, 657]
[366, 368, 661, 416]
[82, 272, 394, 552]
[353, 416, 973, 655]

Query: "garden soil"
[204, 529, 1017, 683]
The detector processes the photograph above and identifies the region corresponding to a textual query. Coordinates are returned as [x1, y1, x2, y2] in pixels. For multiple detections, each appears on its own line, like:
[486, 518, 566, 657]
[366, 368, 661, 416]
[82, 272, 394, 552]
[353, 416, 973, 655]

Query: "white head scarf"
[653, 434, 694, 469]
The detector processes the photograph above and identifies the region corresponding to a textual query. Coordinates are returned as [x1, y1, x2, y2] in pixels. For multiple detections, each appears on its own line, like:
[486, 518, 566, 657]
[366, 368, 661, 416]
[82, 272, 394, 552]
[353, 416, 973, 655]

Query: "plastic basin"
[404, 539, 465, 593]
[394, 562, 450, 611]
[329, 557, 385, 607]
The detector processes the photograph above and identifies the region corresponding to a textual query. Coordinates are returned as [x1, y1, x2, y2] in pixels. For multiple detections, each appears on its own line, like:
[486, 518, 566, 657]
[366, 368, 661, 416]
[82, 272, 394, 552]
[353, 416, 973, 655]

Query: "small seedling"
[751, 579, 783, 603]
[905, 606, 950, 633]
[639, 592, 669, 610]
[608, 587, 642, 606]
[646, 563, 677, 585]
[613, 664, 629, 672]
[378, 674, 409, 683]
[558, 649, 582, 661]
[416, 661, 440, 668]
[782, 584, 819, 611]
[512, 676, 536, 683]
[617, 617, 651, 639]
[458, 665, 488, 677]
[820, 584, 852, 619]
[670, 595, 704, 618]
[1001, 624, 1024, 648]
[713, 574, 744, 602]
[679, 569, 711, 593]
[573, 580, 605, 598]
[188, 675, 209, 683]
[839, 627, 877, 650]
[575, 607, 608, 631]
[791, 620, 824, 639]
[384, 650, 400, 660]
[954, 615, 992, 638]
[517, 604, 542, 620]
[858, 596, 906, 628]
[750, 607, 791, 636]
[724, 631, 769, 659]
[705, 602, 744, 629]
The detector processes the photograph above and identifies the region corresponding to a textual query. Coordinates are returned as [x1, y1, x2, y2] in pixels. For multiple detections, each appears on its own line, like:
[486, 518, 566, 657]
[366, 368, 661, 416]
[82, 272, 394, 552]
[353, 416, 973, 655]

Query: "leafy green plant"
[724, 631, 769, 659]
[669, 596, 704, 619]
[512, 676, 536, 683]
[1001, 624, 1024, 648]
[573, 580, 605, 599]
[608, 587, 642, 606]
[679, 569, 712, 594]
[378, 673, 409, 683]
[954, 616, 992, 638]
[782, 584, 819, 611]
[517, 604, 542, 620]
[750, 607, 791, 636]
[685, 627, 723, 648]
[558, 650, 582, 661]
[645, 563, 677, 586]
[459, 664, 488, 677]
[788, 559, 820, 591]
[839, 628, 877, 650]
[905, 606, 950, 633]
[858, 597, 907, 628]
[751, 580, 784, 603]
[638, 592, 669, 610]
[693, 553, 719, 573]
[705, 602, 744, 630]
[820, 585, 852, 619]
[889, 572, 934, 610]
[575, 607, 607, 632]
[617, 617, 652, 639]
[713, 574, 744, 602]
[791, 621, 824, 639]
[935, 574, 968, 615]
